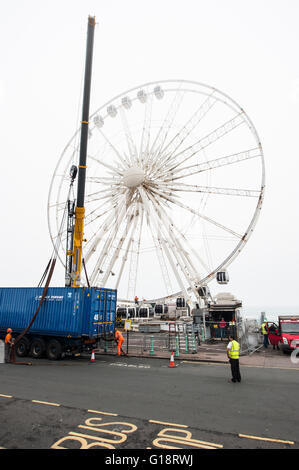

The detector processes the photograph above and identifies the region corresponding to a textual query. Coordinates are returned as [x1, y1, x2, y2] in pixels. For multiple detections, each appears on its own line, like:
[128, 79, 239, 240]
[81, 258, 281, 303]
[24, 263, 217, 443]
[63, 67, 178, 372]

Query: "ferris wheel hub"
[122, 166, 145, 188]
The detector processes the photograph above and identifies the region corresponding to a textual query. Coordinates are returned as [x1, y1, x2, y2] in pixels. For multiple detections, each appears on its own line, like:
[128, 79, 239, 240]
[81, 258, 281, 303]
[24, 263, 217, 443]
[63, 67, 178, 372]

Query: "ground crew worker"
[5, 328, 13, 363]
[261, 320, 269, 348]
[227, 335, 241, 383]
[219, 318, 226, 341]
[114, 329, 124, 356]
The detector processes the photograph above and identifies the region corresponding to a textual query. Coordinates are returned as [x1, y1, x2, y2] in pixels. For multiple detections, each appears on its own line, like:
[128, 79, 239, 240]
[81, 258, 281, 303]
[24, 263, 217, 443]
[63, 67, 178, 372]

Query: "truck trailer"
[0, 287, 116, 360]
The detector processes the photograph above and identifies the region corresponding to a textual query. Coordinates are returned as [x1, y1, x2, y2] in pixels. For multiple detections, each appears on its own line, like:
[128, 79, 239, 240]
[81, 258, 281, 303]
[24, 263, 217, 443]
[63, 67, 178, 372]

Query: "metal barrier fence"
[97, 329, 200, 356]
[96, 319, 255, 357]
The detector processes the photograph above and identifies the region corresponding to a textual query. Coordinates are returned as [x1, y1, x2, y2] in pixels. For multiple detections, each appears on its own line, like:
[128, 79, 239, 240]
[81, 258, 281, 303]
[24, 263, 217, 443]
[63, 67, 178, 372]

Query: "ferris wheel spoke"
[84, 206, 118, 234]
[84, 190, 120, 205]
[114, 235, 132, 290]
[95, 127, 130, 169]
[126, 204, 144, 299]
[89, 209, 130, 286]
[84, 192, 125, 230]
[99, 207, 137, 287]
[149, 87, 184, 157]
[119, 107, 139, 166]
[147, 190, 203, 282]
[147, 222, 173, 294]
[148, 186, 243, 239]
[165, 112, 245, 173]
[150, 192, 209, 276]
[157, 182, 261, 198]
[85, 197, 128, 264]
[147, 88, 185, 172]
[138, 94, 153, 166]
[137, 187, 181, 289]
[84, 187, 123, 204]
[146, 214, 190, 300]
[163, 147, 261, 182]
[145, 190, 198, 297]
[87, 155, 123, 176]
[153, 92, 217, 171]
[176, 199, 243, 239]
[85, 176, 122, 187]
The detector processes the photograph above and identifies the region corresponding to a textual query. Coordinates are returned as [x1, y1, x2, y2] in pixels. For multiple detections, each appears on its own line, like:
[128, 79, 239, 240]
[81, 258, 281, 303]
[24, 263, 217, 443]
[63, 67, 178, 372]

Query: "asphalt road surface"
[1, 354, 298, 450]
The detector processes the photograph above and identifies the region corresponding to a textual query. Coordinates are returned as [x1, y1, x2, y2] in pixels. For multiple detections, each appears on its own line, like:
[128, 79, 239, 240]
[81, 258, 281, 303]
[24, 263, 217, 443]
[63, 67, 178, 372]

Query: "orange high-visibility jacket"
[5, 333, 12, 344]
[115, 330, 124, 341]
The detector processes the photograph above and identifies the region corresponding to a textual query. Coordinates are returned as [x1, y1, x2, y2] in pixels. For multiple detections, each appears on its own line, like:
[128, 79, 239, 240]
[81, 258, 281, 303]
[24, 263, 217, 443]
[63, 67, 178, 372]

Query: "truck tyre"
[46, 339, 62, 360]
[15, 337, 30, 357]
[30, 338, 46, 359]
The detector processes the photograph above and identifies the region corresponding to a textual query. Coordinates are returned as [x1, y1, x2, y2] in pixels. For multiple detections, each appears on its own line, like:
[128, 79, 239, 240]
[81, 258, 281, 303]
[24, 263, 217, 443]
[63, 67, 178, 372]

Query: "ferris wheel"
[48, 80, 265, 303]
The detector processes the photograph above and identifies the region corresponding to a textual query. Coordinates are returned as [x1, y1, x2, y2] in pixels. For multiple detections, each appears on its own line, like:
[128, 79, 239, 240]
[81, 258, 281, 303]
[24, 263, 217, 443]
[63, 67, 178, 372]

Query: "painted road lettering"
[152, 426, 223, 449]
[51, 415, 137, 449]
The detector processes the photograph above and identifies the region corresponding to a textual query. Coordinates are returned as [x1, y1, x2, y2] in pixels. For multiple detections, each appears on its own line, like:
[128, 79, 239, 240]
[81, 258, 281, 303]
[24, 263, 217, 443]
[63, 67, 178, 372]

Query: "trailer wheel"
[46, 339, 62, 360]
[15, 337, 30, 357]
[30, 338, 46, 359]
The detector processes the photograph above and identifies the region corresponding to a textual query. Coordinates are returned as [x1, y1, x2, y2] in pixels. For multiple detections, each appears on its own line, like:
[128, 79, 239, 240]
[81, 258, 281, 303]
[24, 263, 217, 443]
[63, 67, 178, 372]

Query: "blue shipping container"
[0, 287, 117, 339]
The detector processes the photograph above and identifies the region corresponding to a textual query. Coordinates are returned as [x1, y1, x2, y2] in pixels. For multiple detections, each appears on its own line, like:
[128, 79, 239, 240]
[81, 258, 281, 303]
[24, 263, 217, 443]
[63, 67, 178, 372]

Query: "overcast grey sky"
[1, 0, 298, 308]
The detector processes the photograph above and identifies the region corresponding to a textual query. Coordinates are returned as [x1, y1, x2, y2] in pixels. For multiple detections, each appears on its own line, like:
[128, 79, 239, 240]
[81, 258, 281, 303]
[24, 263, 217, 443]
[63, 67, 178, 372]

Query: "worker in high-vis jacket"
[261, 320, 269, 348]
[227, 335, 241, 383]
[5, 328, 13, 363]
[114, 329, 124, 356]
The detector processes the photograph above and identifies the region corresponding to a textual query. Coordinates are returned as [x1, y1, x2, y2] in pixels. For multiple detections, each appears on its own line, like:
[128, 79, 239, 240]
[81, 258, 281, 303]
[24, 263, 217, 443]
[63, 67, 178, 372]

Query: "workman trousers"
[117, 338, 124, 356]
[4, 344, 11, 363]
[229, 358, 241, 382]
[263, 334, 269, 348]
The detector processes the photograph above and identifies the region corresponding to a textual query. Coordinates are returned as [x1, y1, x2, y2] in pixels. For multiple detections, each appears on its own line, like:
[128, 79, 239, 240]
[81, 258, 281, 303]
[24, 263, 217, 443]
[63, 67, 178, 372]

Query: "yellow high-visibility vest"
[228, 340, 240, 359]
[261, 323, 268, 335]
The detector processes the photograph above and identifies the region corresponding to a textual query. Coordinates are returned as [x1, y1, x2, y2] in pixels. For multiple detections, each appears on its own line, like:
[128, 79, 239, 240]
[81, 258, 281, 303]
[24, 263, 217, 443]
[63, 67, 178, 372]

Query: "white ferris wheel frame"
[47, 79, 265, 304]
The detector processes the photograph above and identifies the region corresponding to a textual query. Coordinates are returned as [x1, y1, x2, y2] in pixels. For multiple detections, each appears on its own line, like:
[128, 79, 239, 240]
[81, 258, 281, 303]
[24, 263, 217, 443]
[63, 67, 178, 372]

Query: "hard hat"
[7, 328, 12, 333]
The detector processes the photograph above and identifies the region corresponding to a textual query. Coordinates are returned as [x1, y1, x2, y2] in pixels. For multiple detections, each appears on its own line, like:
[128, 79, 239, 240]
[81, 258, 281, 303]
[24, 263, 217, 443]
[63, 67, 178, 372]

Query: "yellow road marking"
[182, 361, 299, 371]
[32, 400, 60, 407]
[149, 420, 188, 428]
[239, 434, 294, 445]
[0, 394, 13, 398]
[88, 409, 118, 416]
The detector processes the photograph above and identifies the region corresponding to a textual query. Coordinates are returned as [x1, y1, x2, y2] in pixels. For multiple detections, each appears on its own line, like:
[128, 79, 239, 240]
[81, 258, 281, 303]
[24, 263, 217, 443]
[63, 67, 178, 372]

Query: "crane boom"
[71, 15, 96, 287]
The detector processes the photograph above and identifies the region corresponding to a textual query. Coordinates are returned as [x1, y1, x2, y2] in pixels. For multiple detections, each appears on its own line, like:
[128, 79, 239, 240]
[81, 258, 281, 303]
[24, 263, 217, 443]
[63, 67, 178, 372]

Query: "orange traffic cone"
[90, 349, 95, 363]
[169, 351, 176, 368]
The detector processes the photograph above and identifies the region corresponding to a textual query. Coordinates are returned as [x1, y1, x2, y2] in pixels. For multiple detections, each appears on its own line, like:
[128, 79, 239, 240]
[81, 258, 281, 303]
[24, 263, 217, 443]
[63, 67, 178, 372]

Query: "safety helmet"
[7, 328, 12, 333]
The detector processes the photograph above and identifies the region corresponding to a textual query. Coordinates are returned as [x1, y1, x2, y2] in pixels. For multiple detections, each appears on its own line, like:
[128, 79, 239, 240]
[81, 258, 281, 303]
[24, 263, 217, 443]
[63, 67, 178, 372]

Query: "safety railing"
[96, 328, 201, 356]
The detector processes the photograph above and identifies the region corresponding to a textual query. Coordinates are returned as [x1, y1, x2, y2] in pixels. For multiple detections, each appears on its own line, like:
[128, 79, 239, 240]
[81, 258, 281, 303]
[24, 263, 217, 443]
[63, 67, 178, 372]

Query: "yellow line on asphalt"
[32, 400, 60, 407]
[149, 419, 188, 428]
[88, 409, 118, 416]
[240, 365, 299, 371]
[182, 361, 299, 371]
[0, 394, 13, 398]
[239, 434, 294, 445]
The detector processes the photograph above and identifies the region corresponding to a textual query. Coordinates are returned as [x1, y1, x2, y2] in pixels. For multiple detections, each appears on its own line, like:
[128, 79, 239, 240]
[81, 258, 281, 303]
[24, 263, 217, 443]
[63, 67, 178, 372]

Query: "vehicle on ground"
[0, 287, 116, 360]
[267, 316, 299, 353]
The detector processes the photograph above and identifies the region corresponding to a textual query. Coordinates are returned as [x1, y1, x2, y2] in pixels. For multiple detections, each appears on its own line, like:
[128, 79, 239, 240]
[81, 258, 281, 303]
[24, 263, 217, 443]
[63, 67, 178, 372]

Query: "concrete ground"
[97, 337, 299, 370]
